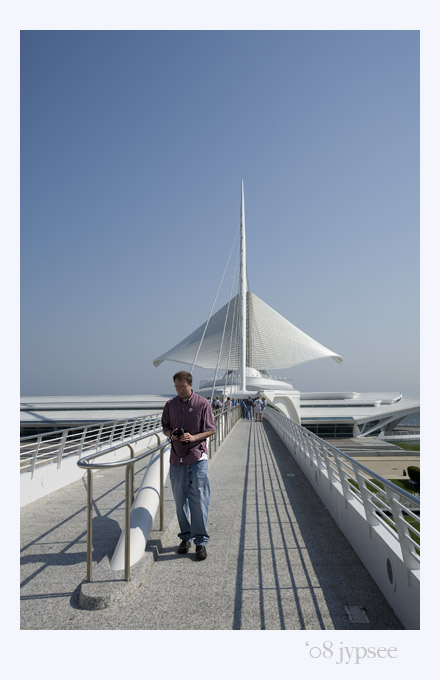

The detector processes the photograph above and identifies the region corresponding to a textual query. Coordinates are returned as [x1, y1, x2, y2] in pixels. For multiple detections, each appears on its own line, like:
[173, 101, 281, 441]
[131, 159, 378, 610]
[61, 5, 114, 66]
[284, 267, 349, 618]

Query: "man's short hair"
[173, 370, 193, 385]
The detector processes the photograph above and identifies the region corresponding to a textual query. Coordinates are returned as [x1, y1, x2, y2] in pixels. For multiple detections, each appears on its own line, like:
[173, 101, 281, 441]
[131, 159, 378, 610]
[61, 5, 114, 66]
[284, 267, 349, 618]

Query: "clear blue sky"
[20, 30, 419, 397]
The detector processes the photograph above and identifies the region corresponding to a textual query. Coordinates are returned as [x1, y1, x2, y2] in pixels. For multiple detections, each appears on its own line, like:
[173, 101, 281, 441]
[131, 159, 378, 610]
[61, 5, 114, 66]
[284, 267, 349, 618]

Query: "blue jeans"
[246, 406, 252, 420]
[169, 459, 210, 545]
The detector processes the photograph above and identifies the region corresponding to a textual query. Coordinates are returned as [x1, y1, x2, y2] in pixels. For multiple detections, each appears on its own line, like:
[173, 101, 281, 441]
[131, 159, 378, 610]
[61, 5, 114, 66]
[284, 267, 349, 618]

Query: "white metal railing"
[20, 413, 164, 475]
[265, 408, 420, 571]
[20, 403, 242, 475]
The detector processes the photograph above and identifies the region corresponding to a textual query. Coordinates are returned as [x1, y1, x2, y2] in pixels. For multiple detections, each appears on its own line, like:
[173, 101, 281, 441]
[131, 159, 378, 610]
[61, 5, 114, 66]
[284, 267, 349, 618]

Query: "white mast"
[239, 180, 247, 393]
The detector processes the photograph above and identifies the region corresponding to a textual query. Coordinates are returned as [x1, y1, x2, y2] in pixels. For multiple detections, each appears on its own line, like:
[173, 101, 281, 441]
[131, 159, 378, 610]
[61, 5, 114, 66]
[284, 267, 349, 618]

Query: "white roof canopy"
[153, 291, 342, 370]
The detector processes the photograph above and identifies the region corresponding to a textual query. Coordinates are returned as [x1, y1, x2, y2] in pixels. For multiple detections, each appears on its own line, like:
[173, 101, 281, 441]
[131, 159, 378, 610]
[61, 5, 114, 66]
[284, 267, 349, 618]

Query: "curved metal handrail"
[77, 404, 241, 582]
[77, 430, 168, 582]
[77, 437, 163, 470]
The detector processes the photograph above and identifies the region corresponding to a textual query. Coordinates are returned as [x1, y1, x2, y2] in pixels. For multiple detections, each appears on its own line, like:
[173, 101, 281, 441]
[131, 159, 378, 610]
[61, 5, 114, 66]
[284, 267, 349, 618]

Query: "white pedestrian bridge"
[20, 407, 419, 630]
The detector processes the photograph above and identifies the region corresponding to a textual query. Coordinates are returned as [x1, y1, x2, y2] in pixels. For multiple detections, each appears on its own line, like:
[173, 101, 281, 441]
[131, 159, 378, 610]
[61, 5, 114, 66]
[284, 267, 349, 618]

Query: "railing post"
[354, 468, 380, 527]
[78, 426, 88, 456]
[334, 454, 353, 502]
[386, 491, 419, 572]
[125, 464, 132, 581]
[109, 422, 116, 447]
[321, 446, 336, 487]
[310, 437, 324, 474]
[300, 429, 312, 465]
[129, 445, 135, 507]
[86, 468, 93, 581]
[31, 435, 42, 477]
[138, 416, 146, 436]
[160, 445, 164, 531]
[56, 430, 68, 469]
[95, 424, 104, 450]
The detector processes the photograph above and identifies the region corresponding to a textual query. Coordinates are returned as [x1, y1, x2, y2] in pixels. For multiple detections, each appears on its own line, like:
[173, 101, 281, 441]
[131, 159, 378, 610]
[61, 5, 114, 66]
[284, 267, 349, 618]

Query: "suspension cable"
[210, 247, 240, 404]
[223, 280, 239, 400]
[190, 231, 238, 374]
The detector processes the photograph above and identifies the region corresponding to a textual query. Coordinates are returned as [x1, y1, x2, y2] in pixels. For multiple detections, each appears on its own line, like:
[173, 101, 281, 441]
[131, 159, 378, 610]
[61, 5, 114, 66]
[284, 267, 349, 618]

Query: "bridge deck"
[20, 419, 402, 630]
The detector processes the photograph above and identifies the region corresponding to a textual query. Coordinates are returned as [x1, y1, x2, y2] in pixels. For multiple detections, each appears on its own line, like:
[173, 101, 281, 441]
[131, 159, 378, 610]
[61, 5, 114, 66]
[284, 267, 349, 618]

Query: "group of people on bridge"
[205, 395, 267, 422]
[240, 396, 267, 421]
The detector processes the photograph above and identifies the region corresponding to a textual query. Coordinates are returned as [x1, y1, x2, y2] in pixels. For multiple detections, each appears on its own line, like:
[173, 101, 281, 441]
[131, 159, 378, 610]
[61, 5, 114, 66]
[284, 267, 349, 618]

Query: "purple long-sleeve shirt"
[162, 391, 216, 465]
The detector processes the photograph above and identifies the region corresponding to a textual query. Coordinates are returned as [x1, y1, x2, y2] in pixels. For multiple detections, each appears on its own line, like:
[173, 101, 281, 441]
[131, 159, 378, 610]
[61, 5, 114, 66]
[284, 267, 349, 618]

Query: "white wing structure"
[153, 294, 241, 369]
[247, 292, 342, 369]
[154, 180, 342, 423]
[153, 290, 342, 370]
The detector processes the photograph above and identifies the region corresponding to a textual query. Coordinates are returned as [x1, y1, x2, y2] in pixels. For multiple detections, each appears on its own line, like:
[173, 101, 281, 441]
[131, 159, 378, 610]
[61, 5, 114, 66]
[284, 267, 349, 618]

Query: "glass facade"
[303, 423, 353, 438]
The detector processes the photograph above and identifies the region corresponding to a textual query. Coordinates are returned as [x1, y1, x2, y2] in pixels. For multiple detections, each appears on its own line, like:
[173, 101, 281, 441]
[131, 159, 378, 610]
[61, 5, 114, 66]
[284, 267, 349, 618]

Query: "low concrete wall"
[20, 433, 166, 507]
[266, 411, 420, 630]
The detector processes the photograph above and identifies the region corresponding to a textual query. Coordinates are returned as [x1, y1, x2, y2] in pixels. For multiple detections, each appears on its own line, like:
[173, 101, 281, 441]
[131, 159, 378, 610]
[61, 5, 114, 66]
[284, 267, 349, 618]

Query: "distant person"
[254, 397, 263, 421]
[161, 371, 216, 561]
[245, 397, 253, 420]
[224, 396, 232, 426]
[240, 399, 246, 419]
[261, 397, 267, 420]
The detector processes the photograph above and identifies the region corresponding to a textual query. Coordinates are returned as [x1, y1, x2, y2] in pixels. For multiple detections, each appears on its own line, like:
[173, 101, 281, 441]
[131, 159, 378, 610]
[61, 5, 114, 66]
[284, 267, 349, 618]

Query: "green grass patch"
[389, 478, 419, 493]
[349, 477, 420, 497]
[394, 442, 420, 452]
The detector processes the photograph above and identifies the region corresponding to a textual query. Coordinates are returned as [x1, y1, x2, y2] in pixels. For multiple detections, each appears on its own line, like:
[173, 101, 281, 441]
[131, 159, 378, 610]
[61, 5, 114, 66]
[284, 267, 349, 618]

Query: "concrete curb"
[78, 515, 179, 610]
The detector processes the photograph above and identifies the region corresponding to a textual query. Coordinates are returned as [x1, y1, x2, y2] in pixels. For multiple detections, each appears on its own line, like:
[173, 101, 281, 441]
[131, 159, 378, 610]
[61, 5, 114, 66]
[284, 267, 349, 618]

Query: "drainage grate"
[344, 606, 369, 623]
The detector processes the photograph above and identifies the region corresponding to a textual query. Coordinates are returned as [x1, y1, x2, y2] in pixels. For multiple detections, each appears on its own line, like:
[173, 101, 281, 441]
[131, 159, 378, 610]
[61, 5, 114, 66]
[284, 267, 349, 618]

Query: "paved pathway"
[20, 420, 403, 630]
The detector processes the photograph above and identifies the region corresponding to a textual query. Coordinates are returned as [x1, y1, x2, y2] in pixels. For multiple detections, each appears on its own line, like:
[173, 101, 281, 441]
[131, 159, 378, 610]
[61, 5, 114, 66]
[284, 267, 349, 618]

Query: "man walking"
[254, 396, 263, 421]
[162, 371, 216, 561]
[245, 397, 253, 420]
[240, 399, 246, 419]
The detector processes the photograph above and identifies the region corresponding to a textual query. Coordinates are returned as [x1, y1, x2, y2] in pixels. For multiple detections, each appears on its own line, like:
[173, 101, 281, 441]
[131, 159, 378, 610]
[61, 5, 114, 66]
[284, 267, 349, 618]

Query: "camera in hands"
[172, 427, 188, 444]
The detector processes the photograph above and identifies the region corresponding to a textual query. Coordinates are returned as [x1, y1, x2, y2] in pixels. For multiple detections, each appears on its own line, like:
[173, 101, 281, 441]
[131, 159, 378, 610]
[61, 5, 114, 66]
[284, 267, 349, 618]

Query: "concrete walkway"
[20, 420, 403, 630]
